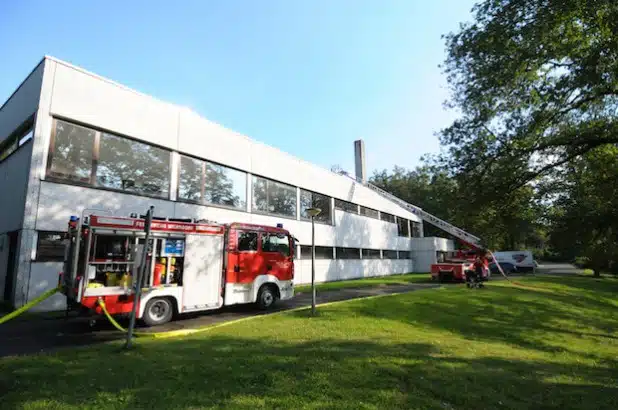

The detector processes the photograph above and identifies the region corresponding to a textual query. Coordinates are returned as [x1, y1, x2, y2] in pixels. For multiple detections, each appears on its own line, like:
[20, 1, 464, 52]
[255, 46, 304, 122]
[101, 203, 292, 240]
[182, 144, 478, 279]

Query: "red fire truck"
[430, 248, 490, 283]
[59, 214, 295, 326]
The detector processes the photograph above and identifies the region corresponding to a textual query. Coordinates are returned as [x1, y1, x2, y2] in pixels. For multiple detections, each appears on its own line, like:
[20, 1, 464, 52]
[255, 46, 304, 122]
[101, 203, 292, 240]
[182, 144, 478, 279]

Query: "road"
[0, 282, 438, 358]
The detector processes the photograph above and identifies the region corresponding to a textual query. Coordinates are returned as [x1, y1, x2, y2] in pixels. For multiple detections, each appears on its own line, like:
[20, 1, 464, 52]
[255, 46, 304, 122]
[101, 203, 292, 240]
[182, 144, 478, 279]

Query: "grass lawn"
[2, 275, 617, 410]
[295, 272, 431, 293]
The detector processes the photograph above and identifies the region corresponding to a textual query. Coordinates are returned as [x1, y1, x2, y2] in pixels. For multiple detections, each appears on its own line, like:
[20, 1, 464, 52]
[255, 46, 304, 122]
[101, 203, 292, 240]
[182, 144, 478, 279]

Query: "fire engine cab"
[59, 214, 295, 326]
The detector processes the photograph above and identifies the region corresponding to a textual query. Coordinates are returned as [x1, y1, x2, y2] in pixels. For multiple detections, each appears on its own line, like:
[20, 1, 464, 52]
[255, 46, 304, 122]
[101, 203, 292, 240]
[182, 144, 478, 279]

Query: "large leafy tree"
[440, 0, 618, 195]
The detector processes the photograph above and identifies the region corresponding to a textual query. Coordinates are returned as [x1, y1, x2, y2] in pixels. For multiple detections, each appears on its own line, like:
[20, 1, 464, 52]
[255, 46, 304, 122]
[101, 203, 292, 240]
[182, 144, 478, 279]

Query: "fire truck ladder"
[363, 181, 484, 249]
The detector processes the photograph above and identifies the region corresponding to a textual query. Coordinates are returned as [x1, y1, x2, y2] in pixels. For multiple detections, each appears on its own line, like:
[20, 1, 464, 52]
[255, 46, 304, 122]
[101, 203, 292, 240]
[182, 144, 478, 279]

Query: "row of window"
[46, 119, 419, 234]
[35, 230, 414, 263]
[0, 116, 34, 164]
[297, 246, 412, 260]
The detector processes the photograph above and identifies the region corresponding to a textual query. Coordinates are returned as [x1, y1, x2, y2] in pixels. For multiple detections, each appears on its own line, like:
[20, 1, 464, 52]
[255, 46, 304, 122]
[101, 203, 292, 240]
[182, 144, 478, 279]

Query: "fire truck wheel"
[257, 285, 278, 310]
[142, 297, 173, 327]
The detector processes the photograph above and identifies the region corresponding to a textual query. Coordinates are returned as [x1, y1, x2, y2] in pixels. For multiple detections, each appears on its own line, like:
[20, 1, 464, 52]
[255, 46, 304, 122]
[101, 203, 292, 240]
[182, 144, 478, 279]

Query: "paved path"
[0, 282, 438, 358]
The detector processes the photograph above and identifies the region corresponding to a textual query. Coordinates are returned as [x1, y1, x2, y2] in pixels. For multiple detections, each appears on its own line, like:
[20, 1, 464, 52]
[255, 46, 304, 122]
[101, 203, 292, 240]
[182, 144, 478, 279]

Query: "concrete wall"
[0, 142, 34, 233]
[0, 59, 45, 305]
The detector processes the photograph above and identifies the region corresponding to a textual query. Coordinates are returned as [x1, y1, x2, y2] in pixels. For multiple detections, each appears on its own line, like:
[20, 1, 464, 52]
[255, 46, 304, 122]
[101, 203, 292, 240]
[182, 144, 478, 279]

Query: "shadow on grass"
[1, 336, 617, 410]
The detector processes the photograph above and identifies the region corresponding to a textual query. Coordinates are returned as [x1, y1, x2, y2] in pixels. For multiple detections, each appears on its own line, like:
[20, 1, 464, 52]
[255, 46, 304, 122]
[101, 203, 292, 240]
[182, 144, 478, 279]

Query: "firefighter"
[467, 250, 486, 288]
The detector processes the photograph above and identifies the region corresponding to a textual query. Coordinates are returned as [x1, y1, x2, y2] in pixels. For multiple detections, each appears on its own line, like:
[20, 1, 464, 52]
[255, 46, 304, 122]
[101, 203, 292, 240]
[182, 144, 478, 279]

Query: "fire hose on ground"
[0, 287, 60, 325]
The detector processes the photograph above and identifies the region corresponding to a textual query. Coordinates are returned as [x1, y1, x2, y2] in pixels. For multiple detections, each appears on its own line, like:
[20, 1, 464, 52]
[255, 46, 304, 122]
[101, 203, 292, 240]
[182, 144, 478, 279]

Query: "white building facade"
[0, 57, 452, 312]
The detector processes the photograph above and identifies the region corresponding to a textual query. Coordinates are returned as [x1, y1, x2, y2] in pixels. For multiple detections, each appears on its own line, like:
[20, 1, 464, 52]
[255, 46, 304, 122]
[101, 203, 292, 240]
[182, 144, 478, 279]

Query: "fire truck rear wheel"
[142, 297, 174, 327]
[257, 285, 278, 310]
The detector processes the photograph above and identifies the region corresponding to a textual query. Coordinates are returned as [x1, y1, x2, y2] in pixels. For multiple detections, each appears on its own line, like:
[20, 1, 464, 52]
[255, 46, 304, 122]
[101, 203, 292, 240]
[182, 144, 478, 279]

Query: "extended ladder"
[363, 181, 483, 248]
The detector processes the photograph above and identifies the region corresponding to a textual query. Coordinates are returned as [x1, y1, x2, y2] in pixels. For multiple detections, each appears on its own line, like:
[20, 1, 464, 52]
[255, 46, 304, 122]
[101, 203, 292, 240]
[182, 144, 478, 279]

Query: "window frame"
[359, 206, 380, 219]
[300, 189, 333, 225]
[260, 232, 291, 257]
[35, 230, 67, 262]
[383, 250, 399, 259]
[335, 247, 361, 260]
[237, 231, 259, 252]
[362, 249, 382, 259]
[380, 212, 396, 224]
[0, 115, 35, 164]
[334, 198, 359, 214]
[398, 251, 412, 260]
[299, 245, 334, 260]
[176, 153, 247, 211]
[46, 118, 173, 200]
[397, 217, 410, 237]
[251, 175, 298, 219]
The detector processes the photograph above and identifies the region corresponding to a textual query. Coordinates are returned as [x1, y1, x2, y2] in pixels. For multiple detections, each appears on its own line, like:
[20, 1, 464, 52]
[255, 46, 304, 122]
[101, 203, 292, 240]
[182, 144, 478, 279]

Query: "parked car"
[489, 262, 518, 275]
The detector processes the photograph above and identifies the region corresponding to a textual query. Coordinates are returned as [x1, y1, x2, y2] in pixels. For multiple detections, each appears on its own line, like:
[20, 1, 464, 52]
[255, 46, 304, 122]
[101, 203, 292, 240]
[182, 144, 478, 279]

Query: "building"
[0, 56, 453, 312]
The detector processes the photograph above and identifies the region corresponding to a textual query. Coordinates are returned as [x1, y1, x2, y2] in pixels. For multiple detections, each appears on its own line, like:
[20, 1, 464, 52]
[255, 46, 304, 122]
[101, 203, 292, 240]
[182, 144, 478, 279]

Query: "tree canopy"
[372, 0, 618, 275]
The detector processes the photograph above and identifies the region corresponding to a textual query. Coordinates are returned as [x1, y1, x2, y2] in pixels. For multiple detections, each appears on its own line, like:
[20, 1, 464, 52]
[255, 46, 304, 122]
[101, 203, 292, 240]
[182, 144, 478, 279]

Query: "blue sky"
[0, 0, 475, 176]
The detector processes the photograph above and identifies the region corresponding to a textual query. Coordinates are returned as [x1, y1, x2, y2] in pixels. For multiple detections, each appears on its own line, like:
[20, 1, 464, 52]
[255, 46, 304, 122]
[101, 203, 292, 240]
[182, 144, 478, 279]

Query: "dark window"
[97, 132, 170, 198]
[261, 233, 290, 256]
[397, 218, 410, 237]
[0, 116, 34, 164]
[335, 247, 361, 259]
[300, 189, 332, 224]
[399, 251, 411, 259]
[36, 231, 66, 262]
[380, 212, 396, 223]
[360, 206, 379, 219]
[383, 250, 399, 259]
[178, 155, 246, 209]
[48, 120, 95, 182]
[252, 176, 297, 218]
[300, 245, 333, 259]
[362, 249, 381, 259]
[411, 221, 422, 237]
[334, 199, 358, 214]
[238, 232, 258, 251]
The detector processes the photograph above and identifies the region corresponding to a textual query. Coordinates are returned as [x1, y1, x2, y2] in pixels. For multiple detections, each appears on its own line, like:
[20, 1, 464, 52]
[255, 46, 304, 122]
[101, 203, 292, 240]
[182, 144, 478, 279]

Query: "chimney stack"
[354, 139, 366, 184]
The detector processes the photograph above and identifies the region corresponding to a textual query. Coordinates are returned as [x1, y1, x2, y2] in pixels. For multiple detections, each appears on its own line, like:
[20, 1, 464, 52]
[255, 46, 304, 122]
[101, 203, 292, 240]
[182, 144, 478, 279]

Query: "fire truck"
[430, 248, 490, 283]
[58, 214, 295, 326]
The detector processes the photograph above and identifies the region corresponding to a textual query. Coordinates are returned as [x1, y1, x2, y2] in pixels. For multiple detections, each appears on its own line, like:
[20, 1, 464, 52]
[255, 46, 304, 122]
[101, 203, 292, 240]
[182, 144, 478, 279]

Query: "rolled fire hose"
[0, 287, 60, 325]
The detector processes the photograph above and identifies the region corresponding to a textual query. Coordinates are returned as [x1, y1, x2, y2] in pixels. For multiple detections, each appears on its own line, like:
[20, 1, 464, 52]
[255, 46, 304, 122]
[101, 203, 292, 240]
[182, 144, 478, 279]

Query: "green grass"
[2, 275, 618, 409]
[295, 272, 431, 293]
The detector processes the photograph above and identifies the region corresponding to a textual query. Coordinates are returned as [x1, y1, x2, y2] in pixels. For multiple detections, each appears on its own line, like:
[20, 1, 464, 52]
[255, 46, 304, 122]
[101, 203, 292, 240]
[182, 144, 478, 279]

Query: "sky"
[0, 0, 476, 176]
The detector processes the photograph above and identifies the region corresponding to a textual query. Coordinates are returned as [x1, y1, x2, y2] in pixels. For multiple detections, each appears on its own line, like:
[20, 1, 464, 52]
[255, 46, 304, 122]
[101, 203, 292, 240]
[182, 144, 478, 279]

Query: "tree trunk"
[593, 269, 601, 277]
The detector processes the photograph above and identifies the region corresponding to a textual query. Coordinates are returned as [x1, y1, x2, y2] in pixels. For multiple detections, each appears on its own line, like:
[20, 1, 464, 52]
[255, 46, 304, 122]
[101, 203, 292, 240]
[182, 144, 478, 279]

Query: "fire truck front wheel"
[142, 297, 174, 327]
[256, 284, 279, 310]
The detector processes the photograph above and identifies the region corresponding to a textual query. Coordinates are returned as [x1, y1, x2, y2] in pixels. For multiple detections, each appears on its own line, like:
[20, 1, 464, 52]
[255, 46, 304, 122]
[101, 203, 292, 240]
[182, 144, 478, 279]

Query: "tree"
[440, 0, 618, 196]
[370, 162, 543, 251]
[547, 145, 618, 276]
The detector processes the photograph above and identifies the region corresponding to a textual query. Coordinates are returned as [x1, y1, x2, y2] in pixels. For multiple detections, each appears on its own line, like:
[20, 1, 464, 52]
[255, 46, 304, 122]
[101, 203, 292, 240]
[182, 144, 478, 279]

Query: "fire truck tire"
[256, 284, 278, 310]
[142, 297, 174, 327]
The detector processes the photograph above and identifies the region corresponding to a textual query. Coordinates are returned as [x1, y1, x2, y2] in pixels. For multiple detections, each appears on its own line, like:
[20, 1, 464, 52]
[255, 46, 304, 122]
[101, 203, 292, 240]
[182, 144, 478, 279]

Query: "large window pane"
[335, 199, 358, 214]
[380, 212, 396, 223]
[383, 250, 398, 259]
[97, 133, 170, 198]
[300, 189, 331, 224]
[204, 162, 246, 209]
[335, 247, 361, 259]
[362, 249, 381, 259]
[397, 218, 410, 237]
[399, 251, 411, 259]
[411, 221, 422, 237]
[178, 155, 203, 202]
[48, 120, 95, 182]
[300, 245, 333, 259]
[36, 231, 66, 262]
[252, 176, 296, 218]
[360, 206, 379, 219]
